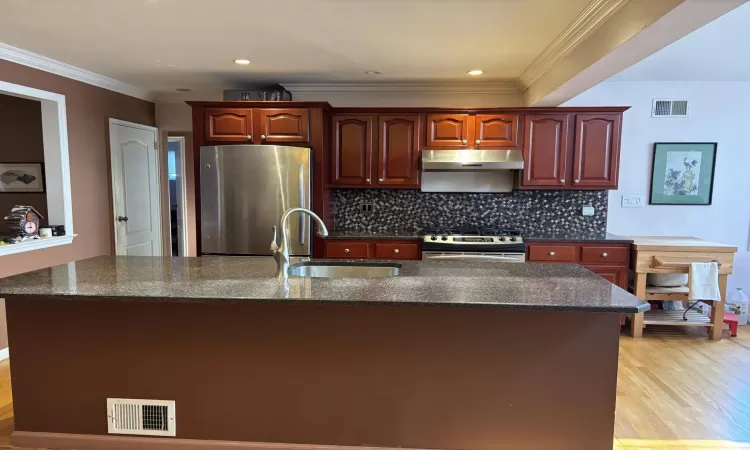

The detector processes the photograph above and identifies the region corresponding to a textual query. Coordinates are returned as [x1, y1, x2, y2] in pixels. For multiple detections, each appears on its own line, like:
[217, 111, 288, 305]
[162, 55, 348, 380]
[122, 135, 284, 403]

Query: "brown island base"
[0, 256, 647, 450]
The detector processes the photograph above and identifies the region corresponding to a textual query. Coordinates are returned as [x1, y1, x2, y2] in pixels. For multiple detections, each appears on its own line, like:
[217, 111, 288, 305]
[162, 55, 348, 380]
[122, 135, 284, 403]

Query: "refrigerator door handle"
[299, 163, 306, 245]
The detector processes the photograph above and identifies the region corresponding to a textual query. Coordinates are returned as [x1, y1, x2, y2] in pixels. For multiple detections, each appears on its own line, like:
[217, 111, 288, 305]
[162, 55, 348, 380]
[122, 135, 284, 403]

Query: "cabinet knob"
[549, 251, 556, 256]
[574, 179, 580, 184]
[260, 134, 266, 140]
[462, 139, 467, 145]
[344, 248, 350, 253]
[393, 249, 400, 254]
[560, 179, 566, 184]
[366, 178, 371, 183]
[246, 135, 252, 141]
[602, 253, 608, 257]
[475, 140, 481, 145]
[378, 178, 384, 182]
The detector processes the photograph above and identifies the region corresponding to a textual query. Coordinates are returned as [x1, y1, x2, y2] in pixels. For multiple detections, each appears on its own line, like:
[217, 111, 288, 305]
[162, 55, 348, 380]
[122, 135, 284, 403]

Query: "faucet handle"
[270, 225, 279, 251]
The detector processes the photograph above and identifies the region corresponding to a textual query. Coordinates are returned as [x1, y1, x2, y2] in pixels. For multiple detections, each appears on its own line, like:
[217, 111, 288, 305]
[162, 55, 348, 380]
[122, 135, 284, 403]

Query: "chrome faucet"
[272, 207, 329, 278]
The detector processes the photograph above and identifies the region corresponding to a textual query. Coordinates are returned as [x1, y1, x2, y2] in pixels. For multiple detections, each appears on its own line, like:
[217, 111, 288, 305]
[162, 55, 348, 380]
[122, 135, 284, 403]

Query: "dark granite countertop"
[0, 256, 647, 313]
[325, 231, 421, 240]
[524, 232, 633, 243]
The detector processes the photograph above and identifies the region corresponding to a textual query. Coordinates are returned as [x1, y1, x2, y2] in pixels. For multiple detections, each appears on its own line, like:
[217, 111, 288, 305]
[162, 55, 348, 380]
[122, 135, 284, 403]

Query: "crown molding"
[519, 0, 631, 90]
[0, 42, 152, 101]
[284, 81, 522, 94]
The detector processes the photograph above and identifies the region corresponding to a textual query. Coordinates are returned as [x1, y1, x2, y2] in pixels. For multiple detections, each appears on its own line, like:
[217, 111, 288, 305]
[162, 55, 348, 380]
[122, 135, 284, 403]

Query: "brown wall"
[0, 59, 155, 348]
[0, 94, 47, 235]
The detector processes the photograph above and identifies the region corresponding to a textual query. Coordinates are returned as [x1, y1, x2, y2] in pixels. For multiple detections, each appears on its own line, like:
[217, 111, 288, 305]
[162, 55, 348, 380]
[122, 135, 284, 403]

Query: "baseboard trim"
[0, 347, 8, 361]
[12, 431, 432, 450]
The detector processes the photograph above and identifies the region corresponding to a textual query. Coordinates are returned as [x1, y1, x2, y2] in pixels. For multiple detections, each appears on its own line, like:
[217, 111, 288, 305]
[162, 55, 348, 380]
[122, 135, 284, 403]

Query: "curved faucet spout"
[272, 208, 329, 278]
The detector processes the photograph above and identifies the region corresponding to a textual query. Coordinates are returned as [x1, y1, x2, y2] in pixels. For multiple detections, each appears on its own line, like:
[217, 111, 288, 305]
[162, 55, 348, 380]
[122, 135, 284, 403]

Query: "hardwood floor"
[0, 326, 748, 450]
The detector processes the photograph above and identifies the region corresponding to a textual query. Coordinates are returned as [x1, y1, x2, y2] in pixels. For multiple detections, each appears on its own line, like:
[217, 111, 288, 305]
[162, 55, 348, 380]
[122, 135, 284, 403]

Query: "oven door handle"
[424, 254, 524, 262]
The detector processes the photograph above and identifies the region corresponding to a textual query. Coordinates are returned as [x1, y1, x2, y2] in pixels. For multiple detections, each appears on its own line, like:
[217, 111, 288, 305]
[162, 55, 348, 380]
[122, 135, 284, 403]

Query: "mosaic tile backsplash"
[334, 189, 608, 235]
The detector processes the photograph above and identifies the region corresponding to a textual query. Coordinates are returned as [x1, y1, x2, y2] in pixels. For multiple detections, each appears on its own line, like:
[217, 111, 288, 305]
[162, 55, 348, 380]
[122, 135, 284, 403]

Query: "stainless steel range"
[421, 227, 526, 263]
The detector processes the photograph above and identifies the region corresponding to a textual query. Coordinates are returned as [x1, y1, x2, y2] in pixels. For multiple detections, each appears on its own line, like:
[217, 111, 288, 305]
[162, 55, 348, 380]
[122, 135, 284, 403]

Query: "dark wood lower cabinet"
[324, 240, 421, 260]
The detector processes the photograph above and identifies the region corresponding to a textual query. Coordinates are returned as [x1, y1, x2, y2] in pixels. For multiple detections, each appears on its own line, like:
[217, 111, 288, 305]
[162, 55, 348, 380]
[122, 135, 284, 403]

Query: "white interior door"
[109, 120, 162, 256]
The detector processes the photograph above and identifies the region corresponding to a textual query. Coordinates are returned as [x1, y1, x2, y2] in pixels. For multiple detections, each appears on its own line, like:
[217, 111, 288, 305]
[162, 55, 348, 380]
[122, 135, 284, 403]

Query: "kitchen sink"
[288, 262, 401, 278]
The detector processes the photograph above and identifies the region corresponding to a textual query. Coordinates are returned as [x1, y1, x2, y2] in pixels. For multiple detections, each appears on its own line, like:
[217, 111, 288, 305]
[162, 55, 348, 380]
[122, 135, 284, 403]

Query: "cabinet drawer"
[528, 244, 577, 262]
[374, 242, 420, 260]
[580, 245, 628, 264]
[324, 242, 371, 259]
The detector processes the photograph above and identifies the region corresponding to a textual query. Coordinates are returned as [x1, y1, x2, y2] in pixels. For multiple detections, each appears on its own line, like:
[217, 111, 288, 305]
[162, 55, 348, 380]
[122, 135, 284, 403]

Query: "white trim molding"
[519, 0, 632, 90]
[0, 348, 8, 361]
[0, 236, 76, 257]
[284, 81, 521, 94]
[0, 42, 152, 101]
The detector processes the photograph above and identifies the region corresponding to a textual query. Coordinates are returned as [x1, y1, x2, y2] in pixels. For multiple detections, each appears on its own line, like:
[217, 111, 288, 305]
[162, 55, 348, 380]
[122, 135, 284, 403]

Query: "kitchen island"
[0, 256, 646, 450]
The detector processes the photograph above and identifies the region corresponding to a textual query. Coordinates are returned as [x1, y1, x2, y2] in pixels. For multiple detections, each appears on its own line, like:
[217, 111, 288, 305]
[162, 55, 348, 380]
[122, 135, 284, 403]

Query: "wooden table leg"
[630, 272, 648, 338]
[709, 274, 728, 341]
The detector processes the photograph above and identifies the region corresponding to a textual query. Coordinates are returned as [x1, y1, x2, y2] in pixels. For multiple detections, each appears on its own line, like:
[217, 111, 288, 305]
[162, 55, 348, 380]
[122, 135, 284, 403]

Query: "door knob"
[475, 140, 481, 145]
[261, 134, 266, 140]
[393, 249, 400, 254]
[117, 216, 129, 222]
[461, 139, 467, 145]
[549, 252, 555, 256]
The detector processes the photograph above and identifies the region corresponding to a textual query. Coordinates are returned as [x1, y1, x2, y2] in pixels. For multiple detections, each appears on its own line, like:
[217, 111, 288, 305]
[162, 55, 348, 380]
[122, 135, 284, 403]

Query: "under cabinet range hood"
[421, 150, 524, 193]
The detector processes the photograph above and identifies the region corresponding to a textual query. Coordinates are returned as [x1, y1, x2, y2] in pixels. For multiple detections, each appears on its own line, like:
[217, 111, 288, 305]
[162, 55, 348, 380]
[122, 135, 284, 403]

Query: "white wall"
[565, 81, 750, 290]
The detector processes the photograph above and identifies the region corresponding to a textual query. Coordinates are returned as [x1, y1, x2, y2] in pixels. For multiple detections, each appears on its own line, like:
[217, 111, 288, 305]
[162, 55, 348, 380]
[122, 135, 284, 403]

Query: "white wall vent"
[652, 99, 689, 118]
[107, 398, 176, 437]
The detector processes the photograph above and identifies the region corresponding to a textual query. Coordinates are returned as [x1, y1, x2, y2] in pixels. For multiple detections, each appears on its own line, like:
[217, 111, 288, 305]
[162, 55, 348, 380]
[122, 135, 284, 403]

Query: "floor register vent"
[107, 398, 176, 437]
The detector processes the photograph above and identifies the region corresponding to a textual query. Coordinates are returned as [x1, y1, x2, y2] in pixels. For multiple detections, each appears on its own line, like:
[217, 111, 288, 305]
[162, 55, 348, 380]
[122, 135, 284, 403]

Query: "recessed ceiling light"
[234, 59, 251, 65]
[467, 69, 484, 76]
[365, 70, 382, 75]
[176, 88, 191, 92]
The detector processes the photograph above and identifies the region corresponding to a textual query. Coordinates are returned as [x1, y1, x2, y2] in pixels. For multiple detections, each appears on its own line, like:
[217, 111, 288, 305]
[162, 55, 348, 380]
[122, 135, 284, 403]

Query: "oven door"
[422, 251, 526, 263]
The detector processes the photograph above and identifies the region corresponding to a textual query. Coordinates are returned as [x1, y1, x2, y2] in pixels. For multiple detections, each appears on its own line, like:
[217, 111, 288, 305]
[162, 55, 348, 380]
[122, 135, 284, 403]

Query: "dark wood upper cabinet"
[331, 115, 373, 187]
[572, 114, 621, 189]
[426, 114, 471, 149]
[204, 108, 253, 143]
[474, 114, 519, 148]
[258, 108, 310, 143]
[377, 115, 420, 187]
[521, 114, 570, 188]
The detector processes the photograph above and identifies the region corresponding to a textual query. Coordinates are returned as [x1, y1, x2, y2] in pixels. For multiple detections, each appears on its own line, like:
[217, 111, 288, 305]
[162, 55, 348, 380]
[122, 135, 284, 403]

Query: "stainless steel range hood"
[421, 150, 524, 193]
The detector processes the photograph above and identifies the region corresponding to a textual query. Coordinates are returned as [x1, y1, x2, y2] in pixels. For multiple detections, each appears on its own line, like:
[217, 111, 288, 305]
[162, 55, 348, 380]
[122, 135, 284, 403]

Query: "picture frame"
[0, 163, 45, 193]
[650, 142, 717, 205]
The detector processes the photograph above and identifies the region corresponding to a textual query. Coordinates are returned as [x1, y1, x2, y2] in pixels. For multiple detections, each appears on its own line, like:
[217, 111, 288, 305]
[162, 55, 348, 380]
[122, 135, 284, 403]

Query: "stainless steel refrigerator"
[200, 145, 312, 256]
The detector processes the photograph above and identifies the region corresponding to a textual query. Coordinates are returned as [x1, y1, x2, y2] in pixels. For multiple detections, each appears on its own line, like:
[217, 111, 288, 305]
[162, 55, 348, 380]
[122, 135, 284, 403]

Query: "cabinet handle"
[379, 178, 384, 182]
[366, 178, 371, 183]
[574, 179, 580, 184]
[261, 134, 266, 140]
[246, 135, 252, 141]
[462, 139, 467, 145]
[549, 252, 556, 256]
[475, 140, 481, 145]
[344, 248, 350, 253]
[393, 249, 400, 254]
[560, 179, 566, 184]
[602, 253, 608, 257]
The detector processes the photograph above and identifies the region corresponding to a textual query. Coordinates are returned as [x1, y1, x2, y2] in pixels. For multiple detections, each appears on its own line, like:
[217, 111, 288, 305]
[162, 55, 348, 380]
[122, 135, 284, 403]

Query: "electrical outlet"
[621, 195, 645, 208]
[582, 205, 595, 217]
[360, 203, 375, 213]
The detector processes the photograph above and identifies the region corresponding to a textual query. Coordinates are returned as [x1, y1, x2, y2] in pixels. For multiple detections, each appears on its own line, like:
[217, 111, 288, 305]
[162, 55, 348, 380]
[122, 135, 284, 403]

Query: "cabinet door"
[521, 114, 570, 187]
[204, 108, 253, 143]
[474, 114, 519, 148]
[377, 115, 420, 187]
[585, 265, 627, 290]
[331, 115, 373, 186]
[572, 114, 621, 189]
[257, 109, 310, 143]
[426, 114, 471, 149]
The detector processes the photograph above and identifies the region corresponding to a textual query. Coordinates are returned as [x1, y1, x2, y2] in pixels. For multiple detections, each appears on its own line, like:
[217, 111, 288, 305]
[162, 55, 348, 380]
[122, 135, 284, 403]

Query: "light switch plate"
[622, 195, 646, 208]
[582, 205, 595, 216]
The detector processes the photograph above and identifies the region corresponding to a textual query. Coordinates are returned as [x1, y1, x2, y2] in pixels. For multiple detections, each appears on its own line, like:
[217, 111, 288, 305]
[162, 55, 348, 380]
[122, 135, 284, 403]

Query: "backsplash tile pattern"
[334, 189, 608, 235]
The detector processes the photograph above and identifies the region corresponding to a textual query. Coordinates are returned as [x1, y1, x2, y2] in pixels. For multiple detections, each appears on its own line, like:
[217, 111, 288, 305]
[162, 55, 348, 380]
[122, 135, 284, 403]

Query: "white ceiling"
[0, 0, 592, 94]
[609, 1, 750, 82]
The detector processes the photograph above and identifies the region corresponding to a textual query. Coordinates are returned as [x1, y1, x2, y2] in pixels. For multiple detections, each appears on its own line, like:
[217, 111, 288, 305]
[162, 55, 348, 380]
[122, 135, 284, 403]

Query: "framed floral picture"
[650, 143, 717, 205]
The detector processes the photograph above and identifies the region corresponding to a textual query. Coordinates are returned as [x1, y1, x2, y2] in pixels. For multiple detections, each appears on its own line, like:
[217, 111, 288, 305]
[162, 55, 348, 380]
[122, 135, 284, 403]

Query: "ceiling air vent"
[652, 99, 689, 118]
[107, 398, 176, 437]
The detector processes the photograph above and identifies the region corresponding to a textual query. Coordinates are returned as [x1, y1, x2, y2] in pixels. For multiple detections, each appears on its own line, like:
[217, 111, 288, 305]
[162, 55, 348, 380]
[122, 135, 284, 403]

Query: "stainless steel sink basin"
[288, 262, 401, 278]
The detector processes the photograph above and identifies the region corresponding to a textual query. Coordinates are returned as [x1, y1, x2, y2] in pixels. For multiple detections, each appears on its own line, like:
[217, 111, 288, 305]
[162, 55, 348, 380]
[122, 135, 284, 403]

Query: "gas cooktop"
[420, 227, 523, 245]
